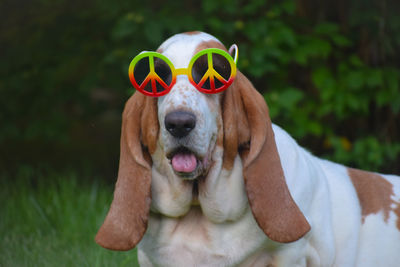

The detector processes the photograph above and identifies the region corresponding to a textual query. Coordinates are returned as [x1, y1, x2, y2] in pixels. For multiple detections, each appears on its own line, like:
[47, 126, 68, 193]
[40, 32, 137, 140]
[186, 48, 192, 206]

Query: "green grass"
[0, 167, 139, 267]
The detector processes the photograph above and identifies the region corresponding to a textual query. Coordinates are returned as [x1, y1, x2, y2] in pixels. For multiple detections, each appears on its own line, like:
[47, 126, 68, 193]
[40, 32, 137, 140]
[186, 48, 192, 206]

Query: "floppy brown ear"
[95, 92, 158, 251]
[222, 72, 311, 243]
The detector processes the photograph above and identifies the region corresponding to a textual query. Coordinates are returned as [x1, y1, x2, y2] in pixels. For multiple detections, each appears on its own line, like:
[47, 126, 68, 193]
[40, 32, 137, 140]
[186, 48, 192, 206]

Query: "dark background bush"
[1, 0, 399, 179]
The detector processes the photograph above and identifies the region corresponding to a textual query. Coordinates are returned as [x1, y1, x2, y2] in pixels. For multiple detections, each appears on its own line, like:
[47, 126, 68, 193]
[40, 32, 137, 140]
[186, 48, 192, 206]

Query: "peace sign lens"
[129, 52, 175, 97]
[129, 48, 237, 97]
[189, 49, 237, 94]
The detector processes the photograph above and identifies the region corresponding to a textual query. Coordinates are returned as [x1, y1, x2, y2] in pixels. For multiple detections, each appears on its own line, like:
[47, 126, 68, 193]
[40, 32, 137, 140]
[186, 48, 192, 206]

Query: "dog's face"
[95, 32, 311, 251]
[156, 33, 223, 179]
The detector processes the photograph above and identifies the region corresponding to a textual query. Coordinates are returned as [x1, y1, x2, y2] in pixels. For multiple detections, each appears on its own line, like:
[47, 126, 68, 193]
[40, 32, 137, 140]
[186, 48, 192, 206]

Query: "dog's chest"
[138, 207, 273, 266]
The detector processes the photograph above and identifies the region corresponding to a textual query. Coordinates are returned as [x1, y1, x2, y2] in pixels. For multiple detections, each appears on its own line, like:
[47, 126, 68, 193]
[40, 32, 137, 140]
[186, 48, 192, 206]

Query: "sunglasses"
[128, 46, 238, 97]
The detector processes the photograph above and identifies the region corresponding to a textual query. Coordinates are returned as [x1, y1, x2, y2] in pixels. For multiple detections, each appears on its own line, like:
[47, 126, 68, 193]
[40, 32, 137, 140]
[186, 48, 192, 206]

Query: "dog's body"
[96, 32, 400, 266]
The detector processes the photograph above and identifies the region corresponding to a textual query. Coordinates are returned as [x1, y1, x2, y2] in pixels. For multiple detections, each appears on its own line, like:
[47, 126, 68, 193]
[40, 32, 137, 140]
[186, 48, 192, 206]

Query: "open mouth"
[166, 147, 206, 179]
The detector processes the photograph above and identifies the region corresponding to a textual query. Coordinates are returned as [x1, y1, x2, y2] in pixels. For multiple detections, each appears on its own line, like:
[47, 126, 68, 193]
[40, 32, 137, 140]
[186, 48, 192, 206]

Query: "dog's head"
[96, 32, 310, 250]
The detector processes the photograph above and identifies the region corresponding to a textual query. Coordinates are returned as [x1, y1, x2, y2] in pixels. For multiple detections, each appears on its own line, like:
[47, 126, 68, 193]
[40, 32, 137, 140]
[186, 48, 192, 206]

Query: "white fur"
[138, 32, 400, 266]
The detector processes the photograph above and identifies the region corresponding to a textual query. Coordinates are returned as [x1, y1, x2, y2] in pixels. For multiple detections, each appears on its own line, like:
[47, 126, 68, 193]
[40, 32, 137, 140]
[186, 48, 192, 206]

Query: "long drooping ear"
[95, 92, 158, 251]
[222, 72, 311, 243]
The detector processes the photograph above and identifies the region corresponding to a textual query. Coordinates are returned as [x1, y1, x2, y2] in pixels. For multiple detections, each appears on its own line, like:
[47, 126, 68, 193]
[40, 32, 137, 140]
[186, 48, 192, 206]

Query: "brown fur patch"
[348, 168, 395, 223]
[395, 204, 400, 230]
[184, 31, 202, 35]
[140, 97, 159, 155]
[194, 40, 227, 54]
[220, 72, 249, 170]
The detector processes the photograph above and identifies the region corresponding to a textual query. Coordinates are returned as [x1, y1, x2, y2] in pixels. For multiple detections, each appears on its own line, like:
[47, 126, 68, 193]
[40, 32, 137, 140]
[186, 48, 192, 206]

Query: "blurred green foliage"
[0, 0, 399, 175]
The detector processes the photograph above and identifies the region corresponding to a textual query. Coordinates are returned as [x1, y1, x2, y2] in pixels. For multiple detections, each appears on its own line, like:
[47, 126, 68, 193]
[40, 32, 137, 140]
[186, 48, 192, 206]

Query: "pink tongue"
[172, 153, 197, 173]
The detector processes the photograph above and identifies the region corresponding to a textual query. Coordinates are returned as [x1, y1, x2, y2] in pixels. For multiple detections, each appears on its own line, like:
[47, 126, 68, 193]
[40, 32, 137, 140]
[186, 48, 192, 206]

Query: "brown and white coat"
[96, 32, 400, 267]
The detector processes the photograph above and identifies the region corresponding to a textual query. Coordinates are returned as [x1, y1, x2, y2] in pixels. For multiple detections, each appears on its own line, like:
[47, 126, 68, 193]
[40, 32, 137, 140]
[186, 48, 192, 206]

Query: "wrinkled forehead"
[157, 32, 227, 69]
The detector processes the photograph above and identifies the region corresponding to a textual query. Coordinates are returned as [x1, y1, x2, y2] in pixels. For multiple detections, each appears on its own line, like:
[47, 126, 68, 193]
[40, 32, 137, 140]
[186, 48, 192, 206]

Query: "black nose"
[164, 111, 196, 138]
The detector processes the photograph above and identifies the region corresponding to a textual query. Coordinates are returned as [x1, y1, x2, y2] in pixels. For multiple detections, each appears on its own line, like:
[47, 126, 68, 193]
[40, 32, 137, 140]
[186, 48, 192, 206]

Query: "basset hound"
[96, 32, 400, 266]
